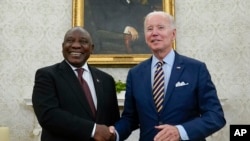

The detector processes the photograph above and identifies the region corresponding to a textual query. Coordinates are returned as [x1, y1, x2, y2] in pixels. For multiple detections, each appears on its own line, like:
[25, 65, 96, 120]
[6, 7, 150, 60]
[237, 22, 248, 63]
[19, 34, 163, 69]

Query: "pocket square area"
[175, 81, 189, 87]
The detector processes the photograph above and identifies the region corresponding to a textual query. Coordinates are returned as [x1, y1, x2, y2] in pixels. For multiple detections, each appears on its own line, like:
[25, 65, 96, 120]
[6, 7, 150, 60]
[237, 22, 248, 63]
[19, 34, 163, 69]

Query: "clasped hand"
[94, 124, 116, 141]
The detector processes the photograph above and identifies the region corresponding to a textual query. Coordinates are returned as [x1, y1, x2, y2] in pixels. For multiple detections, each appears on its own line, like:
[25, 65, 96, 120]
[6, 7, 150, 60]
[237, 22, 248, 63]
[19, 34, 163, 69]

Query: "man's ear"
[172, 29, 176, 41]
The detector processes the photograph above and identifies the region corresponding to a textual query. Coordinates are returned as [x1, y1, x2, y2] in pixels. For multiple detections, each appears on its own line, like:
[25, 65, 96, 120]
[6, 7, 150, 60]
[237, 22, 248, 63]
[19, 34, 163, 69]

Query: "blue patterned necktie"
[152, 61, 165, 113]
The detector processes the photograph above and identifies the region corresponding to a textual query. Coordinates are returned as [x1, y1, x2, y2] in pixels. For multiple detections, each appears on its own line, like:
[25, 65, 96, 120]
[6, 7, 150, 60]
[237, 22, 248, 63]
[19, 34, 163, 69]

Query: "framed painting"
[72, 0, 175, 65]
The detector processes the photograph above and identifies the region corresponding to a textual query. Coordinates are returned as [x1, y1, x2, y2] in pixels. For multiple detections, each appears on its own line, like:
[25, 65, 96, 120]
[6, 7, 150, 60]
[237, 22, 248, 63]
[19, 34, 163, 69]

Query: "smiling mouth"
[151, 39, 161, 43]
[70, 52, 82, 57]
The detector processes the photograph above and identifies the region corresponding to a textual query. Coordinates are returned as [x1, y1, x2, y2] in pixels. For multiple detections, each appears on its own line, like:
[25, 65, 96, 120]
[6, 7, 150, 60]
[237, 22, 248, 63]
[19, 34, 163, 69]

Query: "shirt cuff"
[91, 123, 96, 137]
[115, 129, 119, 141]
[176, 125, 189, 140]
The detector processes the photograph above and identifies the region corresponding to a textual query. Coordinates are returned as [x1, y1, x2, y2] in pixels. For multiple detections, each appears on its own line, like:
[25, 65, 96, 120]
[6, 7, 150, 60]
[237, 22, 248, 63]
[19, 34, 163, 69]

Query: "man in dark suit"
[32, 27, 120, 141]
[110, 11, 226, 141]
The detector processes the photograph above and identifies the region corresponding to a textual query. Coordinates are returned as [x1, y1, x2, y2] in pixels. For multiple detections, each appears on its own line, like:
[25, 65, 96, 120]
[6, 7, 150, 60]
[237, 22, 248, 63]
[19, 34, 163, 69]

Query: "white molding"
[23, 98, 32, 106]
[23, 98, 41, 141]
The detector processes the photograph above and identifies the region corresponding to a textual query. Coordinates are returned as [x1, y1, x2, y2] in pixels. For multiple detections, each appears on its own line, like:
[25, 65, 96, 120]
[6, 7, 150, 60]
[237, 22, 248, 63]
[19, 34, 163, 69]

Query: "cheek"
[145, 34, 151, 44]
[162, 33, 172, 42]
[83, 45, 93, 51]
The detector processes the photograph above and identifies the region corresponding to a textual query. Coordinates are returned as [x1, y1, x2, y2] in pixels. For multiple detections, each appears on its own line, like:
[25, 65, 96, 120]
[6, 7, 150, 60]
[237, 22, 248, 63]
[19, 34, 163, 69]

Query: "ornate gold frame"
[72, 0, 175, 65]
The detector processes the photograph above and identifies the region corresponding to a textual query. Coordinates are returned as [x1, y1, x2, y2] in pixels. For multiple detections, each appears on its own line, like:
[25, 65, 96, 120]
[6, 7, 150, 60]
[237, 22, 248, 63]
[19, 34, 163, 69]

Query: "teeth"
[71, 52, 81, 56]
[152, 40, 159, 43]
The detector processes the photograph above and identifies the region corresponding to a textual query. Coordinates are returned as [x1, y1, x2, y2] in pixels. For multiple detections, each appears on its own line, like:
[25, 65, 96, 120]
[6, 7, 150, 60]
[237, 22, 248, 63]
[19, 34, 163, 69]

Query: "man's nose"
[150, 28, 159, 36]
[72, 41, 81, 48]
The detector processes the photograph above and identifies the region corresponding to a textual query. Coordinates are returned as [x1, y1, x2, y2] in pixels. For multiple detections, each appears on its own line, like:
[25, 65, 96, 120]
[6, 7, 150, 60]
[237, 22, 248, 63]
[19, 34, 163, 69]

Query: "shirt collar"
[65, 60, 90, 73]
[152, 49, 175, 67]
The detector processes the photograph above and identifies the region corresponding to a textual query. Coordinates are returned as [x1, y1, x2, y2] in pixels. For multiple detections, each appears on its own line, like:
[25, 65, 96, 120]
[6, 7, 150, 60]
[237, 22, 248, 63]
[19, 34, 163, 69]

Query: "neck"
[153, 48, 172, 60]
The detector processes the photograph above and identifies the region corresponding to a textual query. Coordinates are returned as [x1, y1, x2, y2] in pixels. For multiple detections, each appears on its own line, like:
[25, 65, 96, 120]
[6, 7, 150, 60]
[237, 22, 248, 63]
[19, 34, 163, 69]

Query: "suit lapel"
[163, 53, 185, 108]
[88, 66, 103, 117]
[141, 58, 159, 114]
[58, 61, 94, 118]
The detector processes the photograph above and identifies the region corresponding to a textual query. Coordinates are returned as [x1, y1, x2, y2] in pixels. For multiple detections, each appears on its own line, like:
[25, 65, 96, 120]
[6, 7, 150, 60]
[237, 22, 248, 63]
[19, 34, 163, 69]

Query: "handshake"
[93, 124, 116, 141]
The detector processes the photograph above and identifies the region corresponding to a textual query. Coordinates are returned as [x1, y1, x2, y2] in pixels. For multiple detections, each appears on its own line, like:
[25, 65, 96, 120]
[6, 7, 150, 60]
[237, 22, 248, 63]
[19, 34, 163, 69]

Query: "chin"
[71, 63, 83, 68]
[67, 59, 82, 67]
[151, 46, 163, 51]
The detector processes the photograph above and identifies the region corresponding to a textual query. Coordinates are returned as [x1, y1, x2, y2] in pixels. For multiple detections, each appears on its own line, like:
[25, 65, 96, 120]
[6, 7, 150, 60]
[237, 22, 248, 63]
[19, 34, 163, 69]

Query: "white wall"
[0, 0, 250, 140]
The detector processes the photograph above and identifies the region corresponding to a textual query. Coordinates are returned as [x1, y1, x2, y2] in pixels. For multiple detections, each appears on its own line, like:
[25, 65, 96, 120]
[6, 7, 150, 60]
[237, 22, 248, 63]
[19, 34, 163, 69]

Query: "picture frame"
[72, 0, 175, 65]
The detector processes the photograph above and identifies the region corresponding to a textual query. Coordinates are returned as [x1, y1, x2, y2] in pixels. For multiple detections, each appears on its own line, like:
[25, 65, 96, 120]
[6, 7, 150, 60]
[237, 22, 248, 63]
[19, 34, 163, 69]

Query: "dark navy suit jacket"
[115, 52, 226, 141]
[32, 60, 120, 141]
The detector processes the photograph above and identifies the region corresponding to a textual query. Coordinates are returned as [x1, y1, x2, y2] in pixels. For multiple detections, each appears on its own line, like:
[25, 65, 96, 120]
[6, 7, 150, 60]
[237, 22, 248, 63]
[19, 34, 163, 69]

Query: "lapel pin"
[176, 66, 181, 69]
[96, 79, 100, 82]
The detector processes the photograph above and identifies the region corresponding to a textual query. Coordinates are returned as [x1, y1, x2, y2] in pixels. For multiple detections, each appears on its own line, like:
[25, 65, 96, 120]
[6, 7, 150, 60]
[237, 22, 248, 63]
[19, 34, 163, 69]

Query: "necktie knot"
[76, 68, 84, 75]
[155, 61, 164, 74]
[76, 68, 84, 83]
[157, 61, 164, 67]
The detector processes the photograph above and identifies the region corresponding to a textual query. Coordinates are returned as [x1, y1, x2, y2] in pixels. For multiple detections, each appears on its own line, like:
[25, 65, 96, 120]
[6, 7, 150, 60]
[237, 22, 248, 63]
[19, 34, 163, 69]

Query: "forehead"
[145, 13, 170, 26]
[65, 28, 90, 38]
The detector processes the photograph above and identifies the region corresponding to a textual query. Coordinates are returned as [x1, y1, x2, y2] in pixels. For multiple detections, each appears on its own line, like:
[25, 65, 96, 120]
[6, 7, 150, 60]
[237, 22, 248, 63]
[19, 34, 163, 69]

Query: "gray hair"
[144, 11, 176, 29]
